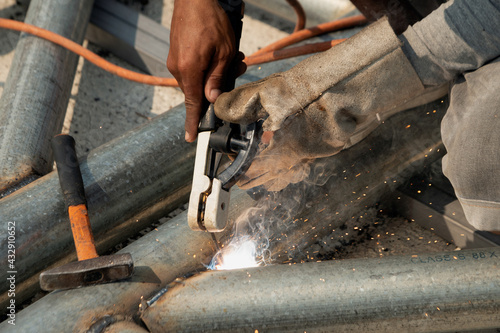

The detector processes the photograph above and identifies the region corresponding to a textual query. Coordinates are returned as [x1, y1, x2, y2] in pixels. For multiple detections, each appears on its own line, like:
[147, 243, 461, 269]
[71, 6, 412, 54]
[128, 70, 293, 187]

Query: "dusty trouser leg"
[441, 57, 500, 231]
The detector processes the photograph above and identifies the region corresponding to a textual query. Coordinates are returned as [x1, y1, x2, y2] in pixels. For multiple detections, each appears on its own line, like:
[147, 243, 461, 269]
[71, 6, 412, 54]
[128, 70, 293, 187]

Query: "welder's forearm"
[399, 0, 500, 86]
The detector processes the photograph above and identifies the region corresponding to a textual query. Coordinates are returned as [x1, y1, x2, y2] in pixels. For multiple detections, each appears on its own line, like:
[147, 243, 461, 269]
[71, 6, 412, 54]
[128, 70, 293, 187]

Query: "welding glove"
[215, 18, 447, 191]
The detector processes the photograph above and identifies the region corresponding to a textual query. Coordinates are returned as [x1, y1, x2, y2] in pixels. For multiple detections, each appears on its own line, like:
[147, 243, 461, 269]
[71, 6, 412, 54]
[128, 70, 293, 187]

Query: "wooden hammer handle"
[52, 134, 98, 261]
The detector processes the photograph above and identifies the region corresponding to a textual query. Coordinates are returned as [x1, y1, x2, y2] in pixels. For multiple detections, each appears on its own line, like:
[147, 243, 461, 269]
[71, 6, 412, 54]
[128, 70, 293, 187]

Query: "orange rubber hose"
[250, 14, 367, 57]
[286, 0, 306, 32]
[245, 39, 346, 66]
[0, 18, 179, 87]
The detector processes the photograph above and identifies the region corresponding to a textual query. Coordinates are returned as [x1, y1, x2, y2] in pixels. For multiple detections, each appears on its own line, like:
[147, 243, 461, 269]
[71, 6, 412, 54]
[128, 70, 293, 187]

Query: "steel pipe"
[104, 320, 150, 333]
[0, 0, 95, 192]
[142, 247, 500, 332]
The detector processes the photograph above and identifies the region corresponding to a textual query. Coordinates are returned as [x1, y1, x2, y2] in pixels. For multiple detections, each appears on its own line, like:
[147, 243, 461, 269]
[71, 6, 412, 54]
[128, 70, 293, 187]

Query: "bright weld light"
[209, 238, 261, 270]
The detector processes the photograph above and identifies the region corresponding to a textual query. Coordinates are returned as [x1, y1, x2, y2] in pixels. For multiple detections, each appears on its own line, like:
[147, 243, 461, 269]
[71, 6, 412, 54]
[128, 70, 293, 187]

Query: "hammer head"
[39, 253, 134, 291]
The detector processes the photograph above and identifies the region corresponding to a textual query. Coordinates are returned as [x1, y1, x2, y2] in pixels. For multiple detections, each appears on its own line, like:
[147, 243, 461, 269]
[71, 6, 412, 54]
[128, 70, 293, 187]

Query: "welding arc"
[0, 14, 366, 87]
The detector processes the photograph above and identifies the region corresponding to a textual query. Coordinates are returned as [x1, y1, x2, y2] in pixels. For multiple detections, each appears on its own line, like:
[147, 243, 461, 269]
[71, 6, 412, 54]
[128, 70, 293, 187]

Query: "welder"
[167, 0, 500, 234]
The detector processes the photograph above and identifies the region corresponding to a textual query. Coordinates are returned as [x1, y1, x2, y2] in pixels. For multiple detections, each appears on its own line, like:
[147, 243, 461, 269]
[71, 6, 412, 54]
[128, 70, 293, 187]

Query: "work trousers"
[441, 57, 500, 231]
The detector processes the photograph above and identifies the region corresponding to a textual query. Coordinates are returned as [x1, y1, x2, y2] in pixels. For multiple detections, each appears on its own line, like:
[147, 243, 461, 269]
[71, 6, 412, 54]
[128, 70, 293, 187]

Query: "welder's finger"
[236, 52, 247, 77]
[182, 75, 206, 142]
[237, 170, 273, 190]
[205, 51, 247, 103]
[238, 166, 291, 191]
[236, 154, 282, 190]
[205, 54, 233, 103]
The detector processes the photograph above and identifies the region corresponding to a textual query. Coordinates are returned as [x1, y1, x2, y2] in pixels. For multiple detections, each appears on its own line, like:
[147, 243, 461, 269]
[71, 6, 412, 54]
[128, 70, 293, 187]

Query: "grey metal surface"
[142, 247, 500, 332]
[86, 0, 172, 78]
[0, 0, 95, 191]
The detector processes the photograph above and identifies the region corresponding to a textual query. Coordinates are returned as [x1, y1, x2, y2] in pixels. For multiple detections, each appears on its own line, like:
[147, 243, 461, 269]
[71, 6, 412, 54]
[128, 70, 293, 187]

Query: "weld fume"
[209, 182, 317, 270]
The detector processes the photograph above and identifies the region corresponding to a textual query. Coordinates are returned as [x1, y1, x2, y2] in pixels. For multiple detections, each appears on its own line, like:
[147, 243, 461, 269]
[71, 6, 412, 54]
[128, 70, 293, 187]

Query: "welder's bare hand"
[167, 0, 245, 142]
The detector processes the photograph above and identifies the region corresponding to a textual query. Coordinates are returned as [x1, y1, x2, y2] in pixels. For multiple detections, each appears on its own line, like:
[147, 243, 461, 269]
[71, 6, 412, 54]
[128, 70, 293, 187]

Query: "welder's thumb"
[214, 72, 297, 131]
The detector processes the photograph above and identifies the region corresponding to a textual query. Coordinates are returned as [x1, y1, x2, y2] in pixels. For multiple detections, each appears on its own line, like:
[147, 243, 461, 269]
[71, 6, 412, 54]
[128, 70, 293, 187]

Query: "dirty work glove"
[214, 18, 447, 191]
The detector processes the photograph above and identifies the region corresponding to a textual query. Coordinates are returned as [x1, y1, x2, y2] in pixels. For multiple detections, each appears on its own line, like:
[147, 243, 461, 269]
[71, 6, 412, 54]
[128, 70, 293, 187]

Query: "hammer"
[39, 134, 134, 291]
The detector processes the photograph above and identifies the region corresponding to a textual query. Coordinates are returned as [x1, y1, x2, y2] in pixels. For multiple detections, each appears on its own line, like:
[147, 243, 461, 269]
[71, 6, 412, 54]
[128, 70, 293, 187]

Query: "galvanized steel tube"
[0, 0, 94, 191]
[142, 247, 500, 332]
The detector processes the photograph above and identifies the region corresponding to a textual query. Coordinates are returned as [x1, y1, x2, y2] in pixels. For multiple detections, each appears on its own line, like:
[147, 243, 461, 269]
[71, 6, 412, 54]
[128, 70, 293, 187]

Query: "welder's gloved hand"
[167, 0, 246, 142]
[215, 18, 447, 191]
